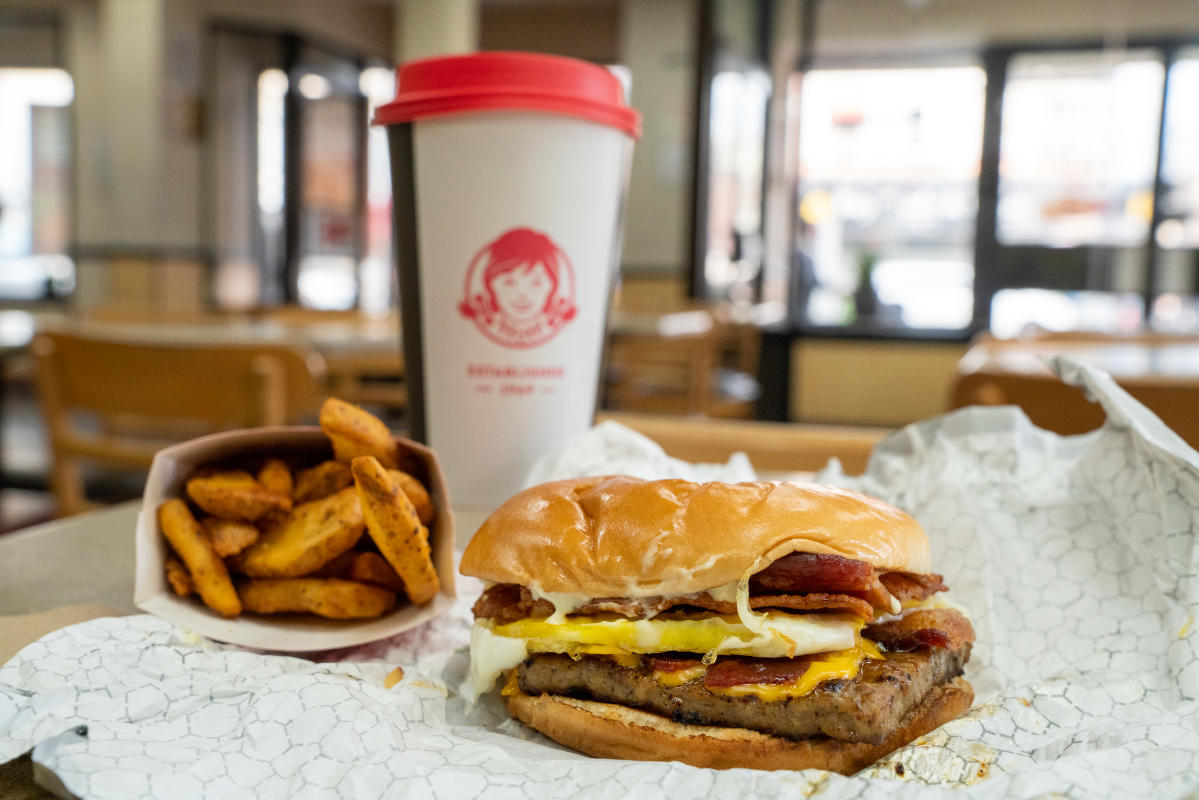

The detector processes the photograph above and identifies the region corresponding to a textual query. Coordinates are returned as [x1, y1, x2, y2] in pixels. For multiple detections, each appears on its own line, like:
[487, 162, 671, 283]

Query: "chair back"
[32, 329, 326, 516]
[949, 330, 1199, 448]
[598, 412, 888, 475]
[604, 311, 762, 418]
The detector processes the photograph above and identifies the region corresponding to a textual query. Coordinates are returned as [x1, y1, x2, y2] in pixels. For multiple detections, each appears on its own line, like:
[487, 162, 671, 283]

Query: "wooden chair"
[252, 305, 372, 326]
[323, 350, 407, 411]
[949, 330, 1199, 448]
[598, 412, 889, 475]
[255, 306, 406, 413]
[32, 330, 326, 516]
[604, 311, 762, 419]
[81, 305, 242, 326]
[605, 326, 715, 415]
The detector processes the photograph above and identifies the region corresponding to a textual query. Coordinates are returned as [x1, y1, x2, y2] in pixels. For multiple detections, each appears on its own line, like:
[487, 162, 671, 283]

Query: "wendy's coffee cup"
[373, 52, 640, 509]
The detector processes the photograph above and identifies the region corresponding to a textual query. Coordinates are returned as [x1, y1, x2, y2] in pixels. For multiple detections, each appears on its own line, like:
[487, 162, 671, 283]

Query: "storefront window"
[997, 51, 1164, 248]
[1151, 48, 1199, 332]
[358, 65, 396, 315]
[0, 67, 74, 300]
[793, 66, 984, 329]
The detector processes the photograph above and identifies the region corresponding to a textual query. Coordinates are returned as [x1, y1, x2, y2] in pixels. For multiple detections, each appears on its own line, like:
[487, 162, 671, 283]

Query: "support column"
[86, 0, 167, 248]
[393, 0, 479, 64]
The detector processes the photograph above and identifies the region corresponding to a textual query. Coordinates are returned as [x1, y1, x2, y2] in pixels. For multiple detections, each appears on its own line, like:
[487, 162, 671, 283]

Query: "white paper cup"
[374, 52, 640, 509]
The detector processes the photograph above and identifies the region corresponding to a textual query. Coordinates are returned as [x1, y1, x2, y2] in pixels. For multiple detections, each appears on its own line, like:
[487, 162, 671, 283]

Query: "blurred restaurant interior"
[1, 0, 1198, 530]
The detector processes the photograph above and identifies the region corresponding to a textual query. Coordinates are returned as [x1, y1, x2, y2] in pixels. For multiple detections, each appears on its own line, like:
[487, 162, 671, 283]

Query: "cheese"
[653, 665, 706, 687]
[466, 611, 860, 697]
[708, 638, 883, 701]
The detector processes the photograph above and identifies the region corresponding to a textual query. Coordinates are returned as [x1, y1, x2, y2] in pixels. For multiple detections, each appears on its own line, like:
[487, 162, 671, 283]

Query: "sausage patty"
[517, 644, 970, 745]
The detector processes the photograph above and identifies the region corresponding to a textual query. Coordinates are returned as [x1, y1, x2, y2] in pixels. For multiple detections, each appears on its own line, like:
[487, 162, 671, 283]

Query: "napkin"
[2, 356, 1197, 798]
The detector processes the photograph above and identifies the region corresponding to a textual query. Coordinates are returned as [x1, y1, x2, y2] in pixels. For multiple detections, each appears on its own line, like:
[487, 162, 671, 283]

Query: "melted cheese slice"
[466, 611, 860, 699]
[708, 638, 883, 700]
[653, 665, 706, 687]
[651, 638, 884, 699]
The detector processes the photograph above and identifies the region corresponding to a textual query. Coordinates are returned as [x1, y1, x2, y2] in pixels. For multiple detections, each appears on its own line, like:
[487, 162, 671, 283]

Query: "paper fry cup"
[134, 427, 456, 652]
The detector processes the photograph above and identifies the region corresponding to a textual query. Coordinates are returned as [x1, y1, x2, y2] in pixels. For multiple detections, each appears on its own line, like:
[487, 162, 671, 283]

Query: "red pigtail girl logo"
[457, 227, 577, 349]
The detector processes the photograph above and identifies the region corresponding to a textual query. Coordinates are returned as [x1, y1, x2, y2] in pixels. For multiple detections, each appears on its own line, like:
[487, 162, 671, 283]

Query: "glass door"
[0, 62, 74, 300]
[984, 48, 1166, 335]
[791, 65, 985, 330]
[1151, 48, 1199, 331]
[292, 46, 365, 310]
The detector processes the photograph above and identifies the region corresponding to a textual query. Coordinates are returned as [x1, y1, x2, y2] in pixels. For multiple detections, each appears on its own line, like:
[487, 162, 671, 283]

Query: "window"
[209, 27, 390, 311]
[1151, 48, 1199, 332]
[359, 66, 397, 315]
[997, 51, 1163, 249]
[0, 67, 74, 301]
[702, 69, 771, 304]
[792, 66, 985, 330]
[294, 48, 366, 310]
[975, 44, 1199, 336]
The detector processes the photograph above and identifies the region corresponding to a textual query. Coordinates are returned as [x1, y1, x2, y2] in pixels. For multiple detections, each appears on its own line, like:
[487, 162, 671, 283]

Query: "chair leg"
[50, 455, 87, 517]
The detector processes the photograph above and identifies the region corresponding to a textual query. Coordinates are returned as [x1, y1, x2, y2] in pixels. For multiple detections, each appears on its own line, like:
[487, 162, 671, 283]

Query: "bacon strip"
[646, 655, 703, 673]
[750, 552, 874, 594]
[472, 583, 531, 624]
[864, 609, 974, 652]
[473, 584, 876, 623]
[686, 592, 874, 621]
[879, 572, 947, 604]
[704, 656, 815, 688]
[473, 585, 678, 624]
[473, 570, 948, 626]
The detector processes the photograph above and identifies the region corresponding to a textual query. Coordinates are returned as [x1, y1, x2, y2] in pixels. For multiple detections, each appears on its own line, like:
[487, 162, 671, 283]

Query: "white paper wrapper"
[3, 356, 1198, 798]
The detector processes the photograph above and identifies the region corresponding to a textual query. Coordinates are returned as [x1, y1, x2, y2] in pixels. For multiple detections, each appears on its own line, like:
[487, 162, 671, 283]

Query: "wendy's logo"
[457, 228, 578, 349]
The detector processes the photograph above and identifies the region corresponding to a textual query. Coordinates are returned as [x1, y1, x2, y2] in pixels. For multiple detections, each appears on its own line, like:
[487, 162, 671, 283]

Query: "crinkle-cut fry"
[201, 517, 260, 558]
[186, 470, 291, 522]
[351, 456, 440, 605]
[164, 556, 194, 596]
[239, 578, 396, 619]
[293, 460, 353, 504]
[158, 499, 241, 617]
[236, 486, 365, 578]
[386, 469, 435, 526]
[320, 397, 400, 468]
[257, 458, 293, 499]
[349, 551, 405, 592]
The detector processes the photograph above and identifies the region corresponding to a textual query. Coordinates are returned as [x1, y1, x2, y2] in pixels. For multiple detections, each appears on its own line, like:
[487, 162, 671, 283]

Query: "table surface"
[958, 337, 1199, 383]
[0, 310, 402, 356]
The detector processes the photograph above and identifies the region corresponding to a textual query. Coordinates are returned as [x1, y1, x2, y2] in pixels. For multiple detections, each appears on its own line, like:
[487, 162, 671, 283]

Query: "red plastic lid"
[372, 51, 641, 138]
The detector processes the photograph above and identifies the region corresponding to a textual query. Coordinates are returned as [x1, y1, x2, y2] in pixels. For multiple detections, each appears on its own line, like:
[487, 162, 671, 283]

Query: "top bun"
[460, 476, 930, 598]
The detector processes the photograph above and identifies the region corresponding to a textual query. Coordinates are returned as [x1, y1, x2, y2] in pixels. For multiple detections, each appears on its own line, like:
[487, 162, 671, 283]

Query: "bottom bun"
[506, 676, 973, 774]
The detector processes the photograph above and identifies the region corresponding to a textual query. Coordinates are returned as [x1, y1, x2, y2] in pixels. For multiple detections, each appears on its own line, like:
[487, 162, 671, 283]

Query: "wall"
[480, 0, 618, 63]
[810, 0, 1199, 59]
[0, 0, 394, 308]
[791, 339, 968, 425]
[617, 0, 696, 275]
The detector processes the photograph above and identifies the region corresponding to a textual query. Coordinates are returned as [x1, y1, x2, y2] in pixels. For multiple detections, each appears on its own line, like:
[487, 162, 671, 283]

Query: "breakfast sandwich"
[460, 476, 974, 773]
